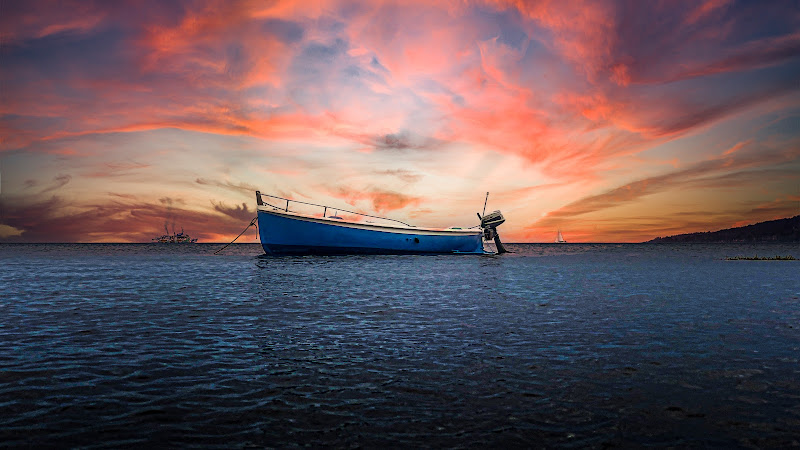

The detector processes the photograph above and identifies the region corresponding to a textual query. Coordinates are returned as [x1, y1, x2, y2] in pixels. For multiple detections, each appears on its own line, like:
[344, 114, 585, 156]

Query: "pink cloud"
[685, 0, 732, 25]
[494, 0, 619, 83]
[327, 187, 423, 213]
[0, 1, 108, 43]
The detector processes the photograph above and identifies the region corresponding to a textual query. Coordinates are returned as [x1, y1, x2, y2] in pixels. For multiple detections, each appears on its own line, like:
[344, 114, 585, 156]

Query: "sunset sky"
[1, 0, 799, 243]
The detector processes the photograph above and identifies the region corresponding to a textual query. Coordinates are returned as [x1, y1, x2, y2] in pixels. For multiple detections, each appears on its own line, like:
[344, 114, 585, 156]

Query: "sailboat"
[555, 229, 567, 243]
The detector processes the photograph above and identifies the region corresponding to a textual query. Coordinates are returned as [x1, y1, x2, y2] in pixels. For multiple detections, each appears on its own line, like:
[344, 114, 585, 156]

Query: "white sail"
[556, 229, 566, 243]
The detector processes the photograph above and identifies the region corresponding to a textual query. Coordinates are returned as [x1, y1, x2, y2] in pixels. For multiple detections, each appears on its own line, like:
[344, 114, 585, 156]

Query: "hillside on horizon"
[647, 216, 800, 243]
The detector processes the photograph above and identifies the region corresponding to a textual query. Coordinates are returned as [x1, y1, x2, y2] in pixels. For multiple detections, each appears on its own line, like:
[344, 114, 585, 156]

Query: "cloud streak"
[40, 174, 72, 193]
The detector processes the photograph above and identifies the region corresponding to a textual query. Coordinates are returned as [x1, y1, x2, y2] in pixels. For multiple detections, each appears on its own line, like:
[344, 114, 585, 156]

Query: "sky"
[1, 0, 799, 243]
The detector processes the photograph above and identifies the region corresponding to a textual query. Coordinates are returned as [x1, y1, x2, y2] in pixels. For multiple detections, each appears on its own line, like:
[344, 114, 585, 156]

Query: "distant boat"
[555, 229, 567, 243]
[255, 191, 507, 255]
[153, 225, 197, 243]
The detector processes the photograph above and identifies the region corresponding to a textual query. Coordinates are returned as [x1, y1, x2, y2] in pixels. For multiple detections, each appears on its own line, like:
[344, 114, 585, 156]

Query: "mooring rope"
[214, 216, 258, 254]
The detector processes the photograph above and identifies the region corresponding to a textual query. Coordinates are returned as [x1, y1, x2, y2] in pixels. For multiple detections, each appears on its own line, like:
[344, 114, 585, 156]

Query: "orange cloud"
[518, 143, 800, 241]
[139, 1, 292, 88]
[327, 187, 423, 213]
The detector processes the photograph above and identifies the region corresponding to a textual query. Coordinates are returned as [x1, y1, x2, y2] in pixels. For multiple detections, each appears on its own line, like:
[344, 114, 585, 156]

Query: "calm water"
[1, 243, 799, 448]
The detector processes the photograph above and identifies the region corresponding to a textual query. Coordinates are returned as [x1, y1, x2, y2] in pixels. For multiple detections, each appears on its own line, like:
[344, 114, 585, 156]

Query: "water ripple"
[1, 243, 799, 447]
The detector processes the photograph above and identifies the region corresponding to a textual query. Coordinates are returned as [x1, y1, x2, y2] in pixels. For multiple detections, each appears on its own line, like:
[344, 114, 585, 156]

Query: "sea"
[1, 242, 799, 448]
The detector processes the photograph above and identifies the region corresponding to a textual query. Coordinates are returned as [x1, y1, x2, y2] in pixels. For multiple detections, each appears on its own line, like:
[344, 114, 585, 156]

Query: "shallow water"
[1, 243, 799, 447]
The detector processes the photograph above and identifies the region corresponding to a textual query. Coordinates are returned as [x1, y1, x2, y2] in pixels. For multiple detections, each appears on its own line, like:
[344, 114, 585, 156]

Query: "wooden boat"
[255, 191, 506, 255]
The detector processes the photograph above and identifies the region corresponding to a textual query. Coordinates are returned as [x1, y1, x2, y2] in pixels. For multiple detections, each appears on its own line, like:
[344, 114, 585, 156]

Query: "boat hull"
[257, 210, 485, 255]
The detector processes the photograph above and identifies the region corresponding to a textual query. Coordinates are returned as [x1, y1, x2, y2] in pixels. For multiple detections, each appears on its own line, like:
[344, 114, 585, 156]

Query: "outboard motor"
[479, 210, 508, 254]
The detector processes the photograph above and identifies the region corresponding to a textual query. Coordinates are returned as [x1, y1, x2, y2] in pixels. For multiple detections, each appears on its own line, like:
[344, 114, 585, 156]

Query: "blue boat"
[256, 191, 507, 255]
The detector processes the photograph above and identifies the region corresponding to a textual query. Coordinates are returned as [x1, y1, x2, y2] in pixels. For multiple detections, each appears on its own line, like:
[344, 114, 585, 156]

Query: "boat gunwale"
[257, 206, 482, 236]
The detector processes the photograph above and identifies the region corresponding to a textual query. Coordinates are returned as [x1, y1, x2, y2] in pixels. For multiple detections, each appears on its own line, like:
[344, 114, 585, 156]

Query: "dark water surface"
[1, 243, 799, 448]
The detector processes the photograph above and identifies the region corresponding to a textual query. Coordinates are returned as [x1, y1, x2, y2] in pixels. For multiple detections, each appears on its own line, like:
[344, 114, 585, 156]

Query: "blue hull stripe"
[258, 210, 484, 255]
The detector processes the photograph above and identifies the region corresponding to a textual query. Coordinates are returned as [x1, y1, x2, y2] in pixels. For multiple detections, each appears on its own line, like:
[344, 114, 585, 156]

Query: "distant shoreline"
[646, 215, 800, 243]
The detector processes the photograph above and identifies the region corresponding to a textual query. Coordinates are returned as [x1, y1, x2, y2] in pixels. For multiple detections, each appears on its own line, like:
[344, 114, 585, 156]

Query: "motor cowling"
[479, 210, 507, 254]
[480, 210, 505, 229]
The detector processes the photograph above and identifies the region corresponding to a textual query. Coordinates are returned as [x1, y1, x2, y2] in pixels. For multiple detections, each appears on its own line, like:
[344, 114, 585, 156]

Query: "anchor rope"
[214, 216, 258, 254]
